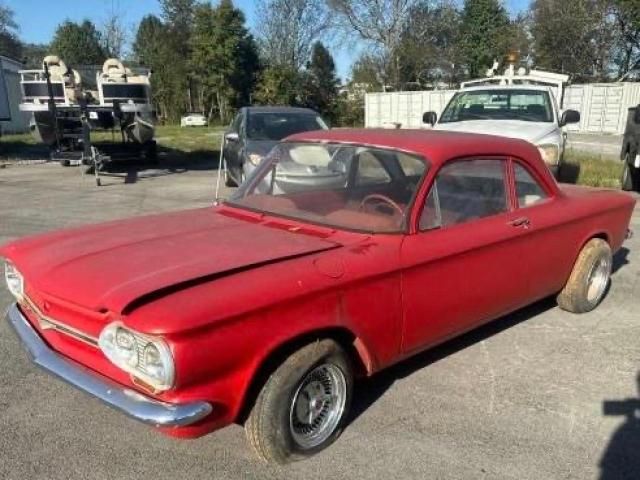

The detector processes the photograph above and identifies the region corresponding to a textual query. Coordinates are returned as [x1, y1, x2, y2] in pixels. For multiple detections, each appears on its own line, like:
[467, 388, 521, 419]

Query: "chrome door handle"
[509, 217, 531, 228]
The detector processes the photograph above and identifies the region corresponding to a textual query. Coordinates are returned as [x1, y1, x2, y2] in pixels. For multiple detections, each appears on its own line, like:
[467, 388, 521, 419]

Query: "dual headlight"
[537, 144, 560, 166]
[98, 322, 175, 391]
[4, 260, 24, 301]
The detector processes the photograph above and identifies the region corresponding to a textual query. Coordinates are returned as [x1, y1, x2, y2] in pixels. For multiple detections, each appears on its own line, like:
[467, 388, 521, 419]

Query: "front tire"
[557, 238, 612, 313]
[245, 339, 353, 464]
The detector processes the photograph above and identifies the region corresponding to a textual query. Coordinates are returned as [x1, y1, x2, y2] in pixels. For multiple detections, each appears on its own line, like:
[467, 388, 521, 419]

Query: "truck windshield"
[440, 89, 554, 123]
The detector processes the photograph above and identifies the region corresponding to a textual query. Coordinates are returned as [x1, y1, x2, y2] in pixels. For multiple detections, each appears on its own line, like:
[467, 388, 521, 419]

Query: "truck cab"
[423, 66, 580, 177]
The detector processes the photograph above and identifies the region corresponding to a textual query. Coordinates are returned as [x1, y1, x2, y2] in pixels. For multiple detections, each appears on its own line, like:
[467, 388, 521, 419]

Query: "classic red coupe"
[2, 129, 635, 464]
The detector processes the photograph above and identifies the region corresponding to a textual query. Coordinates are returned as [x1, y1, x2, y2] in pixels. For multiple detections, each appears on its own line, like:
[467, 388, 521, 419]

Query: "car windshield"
[227, 142, 428, 233]
[246, 113, 327, 141]
[440, 89, 554, 123]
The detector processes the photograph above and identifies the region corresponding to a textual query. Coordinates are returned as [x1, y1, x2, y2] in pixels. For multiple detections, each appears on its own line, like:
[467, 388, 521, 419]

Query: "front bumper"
[5, 303, 212, 428]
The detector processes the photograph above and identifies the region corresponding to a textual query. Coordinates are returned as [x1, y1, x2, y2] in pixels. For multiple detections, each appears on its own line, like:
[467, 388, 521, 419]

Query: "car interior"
[237, 147, 426, 232]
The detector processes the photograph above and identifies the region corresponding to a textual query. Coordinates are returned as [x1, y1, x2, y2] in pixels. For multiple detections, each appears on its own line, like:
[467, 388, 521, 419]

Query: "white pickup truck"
[423, 67, 580, 177]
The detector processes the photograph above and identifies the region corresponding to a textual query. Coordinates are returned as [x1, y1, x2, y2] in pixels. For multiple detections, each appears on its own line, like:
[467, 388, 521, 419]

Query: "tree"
[396, 0, 462, 88]
[133, 15, 179, 122]
[254, 67, 306, 105]
[0, 2, 21, 60]
[190, 0, 260, 122]
[531, 0, 613, 81]
[22, 43, 49, 68]
[50, 20, 107, 66]
[457, 0, 511, 78]
[101, 12, 128, 58]
[610, 0, 640, 78]
[305, 42, 339, 120]
[256, 0, 331, 70]
[159, 0, 196, 115]
[328, 0, 419, 88]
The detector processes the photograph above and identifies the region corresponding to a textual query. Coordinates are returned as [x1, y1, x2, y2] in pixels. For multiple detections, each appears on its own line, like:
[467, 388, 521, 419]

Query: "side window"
[514, 163, 548, 207]
[420, 159, 507, 229]
[355, 150, 392, 186]
[397, 153, 426, 177]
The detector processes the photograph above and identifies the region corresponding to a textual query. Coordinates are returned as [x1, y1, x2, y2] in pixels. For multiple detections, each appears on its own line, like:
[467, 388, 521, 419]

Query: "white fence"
[365, 83, 640, 135]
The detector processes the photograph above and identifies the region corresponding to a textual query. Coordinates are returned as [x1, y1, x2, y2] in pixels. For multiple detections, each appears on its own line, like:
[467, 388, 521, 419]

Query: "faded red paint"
[1, 129, 635, 439]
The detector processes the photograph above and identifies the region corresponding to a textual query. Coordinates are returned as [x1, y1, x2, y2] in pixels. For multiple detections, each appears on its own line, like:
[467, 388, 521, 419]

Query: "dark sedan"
[222, 106, 329, 186]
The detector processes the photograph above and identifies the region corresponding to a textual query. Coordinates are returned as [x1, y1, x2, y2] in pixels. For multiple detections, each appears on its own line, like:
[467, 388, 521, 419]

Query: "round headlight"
[4, 260, 24, 300]
[98, 322, 174, 391]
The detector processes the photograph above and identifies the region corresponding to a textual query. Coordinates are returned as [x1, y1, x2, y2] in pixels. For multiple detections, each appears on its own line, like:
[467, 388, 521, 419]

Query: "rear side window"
[514, 163, 547, 207]
[355, 151, 392, 186]
[420, 159, 508, 229]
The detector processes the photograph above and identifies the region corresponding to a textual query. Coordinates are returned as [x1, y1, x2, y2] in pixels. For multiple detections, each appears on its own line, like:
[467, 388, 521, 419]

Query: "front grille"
[21, 295, 99, 348]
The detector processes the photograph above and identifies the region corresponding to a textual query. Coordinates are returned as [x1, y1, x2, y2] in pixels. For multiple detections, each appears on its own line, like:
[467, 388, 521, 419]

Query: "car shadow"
[612, 247, 630, 274]
[599, 373, 640, 479]
[348, 296, 557, 425]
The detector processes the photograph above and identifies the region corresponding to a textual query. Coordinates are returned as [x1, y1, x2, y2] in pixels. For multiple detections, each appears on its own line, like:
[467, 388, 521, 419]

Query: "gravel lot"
[0, 160, 638, 480]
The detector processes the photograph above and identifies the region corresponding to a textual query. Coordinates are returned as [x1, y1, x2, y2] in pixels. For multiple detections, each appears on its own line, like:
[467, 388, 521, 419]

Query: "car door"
[400, 157, 531, 354]
[509, 160, 576, 300]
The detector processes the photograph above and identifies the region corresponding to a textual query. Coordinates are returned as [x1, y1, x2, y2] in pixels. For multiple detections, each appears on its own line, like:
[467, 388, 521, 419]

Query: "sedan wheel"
[557, 238, 612, 313]
[245, 339, 353, 464]
[289, 363, 347, 450]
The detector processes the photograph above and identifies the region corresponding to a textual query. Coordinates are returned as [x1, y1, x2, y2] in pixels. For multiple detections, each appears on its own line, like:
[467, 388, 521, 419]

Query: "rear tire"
[621, 152, 638, 191]
[224, 163, 237, 187]
[557, 238, 612, 313]
[245, 339, 353, 464]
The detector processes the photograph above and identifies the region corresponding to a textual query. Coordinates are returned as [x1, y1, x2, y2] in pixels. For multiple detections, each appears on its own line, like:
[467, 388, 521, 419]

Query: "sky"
[9, 0, 530, 80]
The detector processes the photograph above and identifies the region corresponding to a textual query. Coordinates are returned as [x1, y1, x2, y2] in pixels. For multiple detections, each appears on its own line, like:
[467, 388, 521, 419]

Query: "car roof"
[285, 128, 542, 169]
[245, 106, 319, 115]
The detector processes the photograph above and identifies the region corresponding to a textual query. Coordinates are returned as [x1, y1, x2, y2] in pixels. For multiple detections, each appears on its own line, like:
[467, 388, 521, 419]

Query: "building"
[0, 55, 29, 134]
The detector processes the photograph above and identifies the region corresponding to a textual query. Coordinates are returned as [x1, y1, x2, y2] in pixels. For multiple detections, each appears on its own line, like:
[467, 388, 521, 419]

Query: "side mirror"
[634, 105, 640, 124]
[560, 110, 580, 127]
[422, 111, 437, 126]
[225, 132, 239, 142]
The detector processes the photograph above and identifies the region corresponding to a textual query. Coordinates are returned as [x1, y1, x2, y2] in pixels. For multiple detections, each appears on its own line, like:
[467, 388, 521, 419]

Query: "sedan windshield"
[227, 142, 427, 233]
[440, 89, 554, 123]
[246, 113, 327, 141]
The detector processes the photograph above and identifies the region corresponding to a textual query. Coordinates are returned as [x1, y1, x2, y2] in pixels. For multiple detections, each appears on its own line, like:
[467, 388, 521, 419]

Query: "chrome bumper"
[5, 303, 212, 427]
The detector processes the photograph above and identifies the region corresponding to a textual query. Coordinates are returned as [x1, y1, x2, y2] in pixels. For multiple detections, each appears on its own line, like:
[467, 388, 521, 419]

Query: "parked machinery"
[18, 56, 156, 166]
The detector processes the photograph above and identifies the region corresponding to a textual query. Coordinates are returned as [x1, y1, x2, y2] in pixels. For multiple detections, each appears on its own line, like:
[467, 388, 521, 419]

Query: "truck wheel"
[557, 238, 612, 313]
[245, 339, 353, 464]
[621, 153, 638, 191]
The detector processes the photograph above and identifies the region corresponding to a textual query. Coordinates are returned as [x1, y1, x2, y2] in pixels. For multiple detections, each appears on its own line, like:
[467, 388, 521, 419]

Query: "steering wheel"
[360, 194, 404, 216]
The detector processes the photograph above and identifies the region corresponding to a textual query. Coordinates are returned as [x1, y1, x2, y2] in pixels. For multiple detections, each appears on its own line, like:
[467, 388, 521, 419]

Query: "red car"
[2, 130, 635, 464]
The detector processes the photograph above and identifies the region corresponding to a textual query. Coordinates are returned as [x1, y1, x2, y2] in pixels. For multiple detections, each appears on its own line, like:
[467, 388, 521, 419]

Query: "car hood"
[434, 120, 558, 144]
[1, 208, 340, 314]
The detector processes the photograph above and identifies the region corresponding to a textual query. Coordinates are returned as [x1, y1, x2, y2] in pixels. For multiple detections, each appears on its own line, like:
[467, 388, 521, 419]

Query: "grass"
[0, 126, 625, 189]
[561, 149, 623, 188]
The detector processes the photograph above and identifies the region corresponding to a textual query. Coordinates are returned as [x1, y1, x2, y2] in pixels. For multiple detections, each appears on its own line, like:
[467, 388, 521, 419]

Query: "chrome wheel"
[289, 363, 347, 450]
[586, 255, 611, 304]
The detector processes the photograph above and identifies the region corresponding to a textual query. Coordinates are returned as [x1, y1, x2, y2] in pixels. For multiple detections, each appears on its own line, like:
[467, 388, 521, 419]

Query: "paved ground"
[0, 159, 639, 480]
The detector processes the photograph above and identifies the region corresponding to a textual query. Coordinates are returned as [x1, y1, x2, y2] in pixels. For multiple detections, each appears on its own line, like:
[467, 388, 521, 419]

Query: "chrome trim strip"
[21, 295, 99, 347]
[6, 303, 212, 427]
